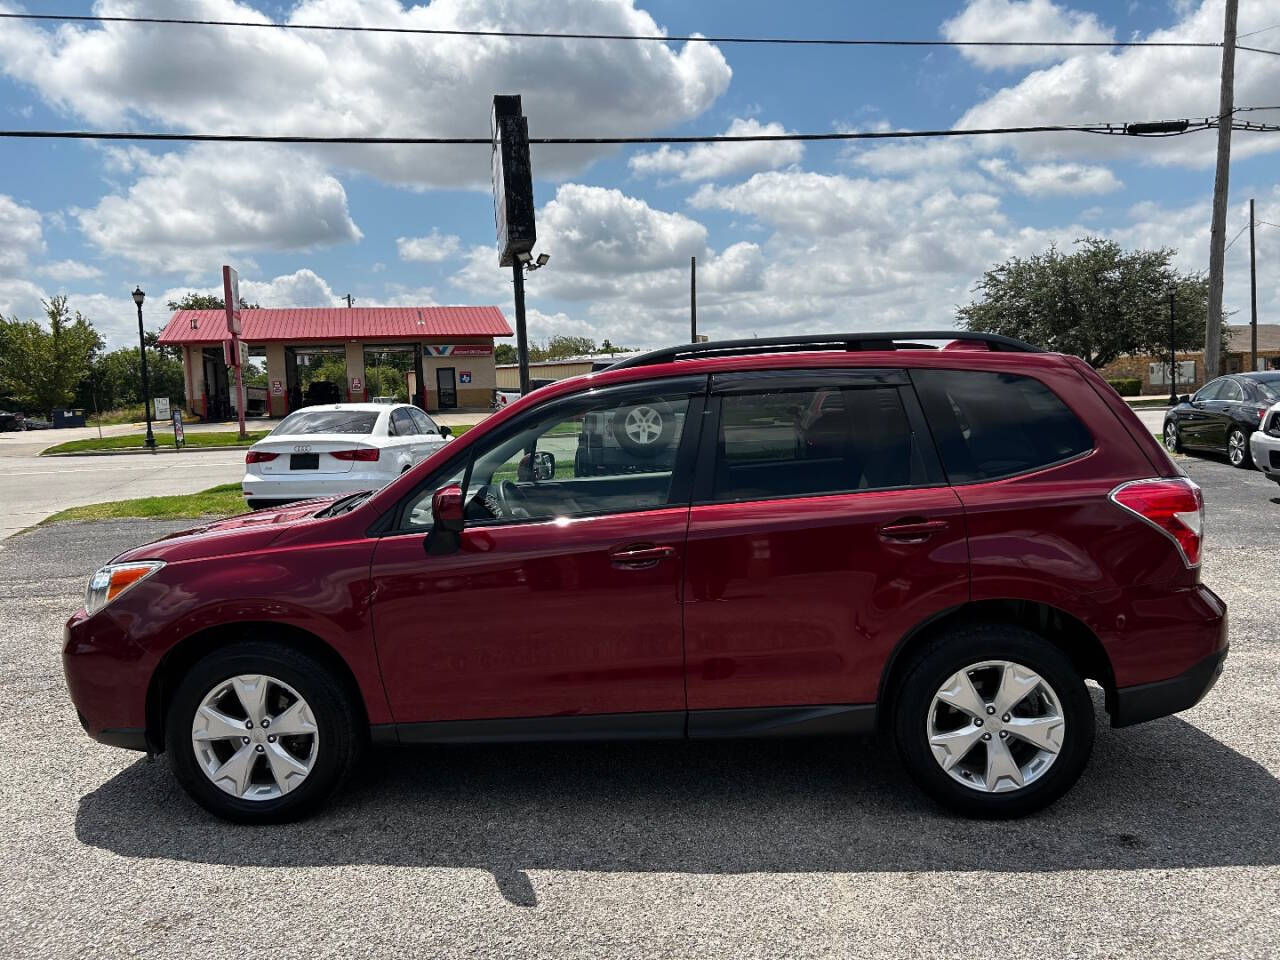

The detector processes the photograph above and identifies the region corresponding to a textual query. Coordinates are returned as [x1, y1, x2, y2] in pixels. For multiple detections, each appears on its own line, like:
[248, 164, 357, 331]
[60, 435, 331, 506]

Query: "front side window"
[1194, 379, 1226, 402]
[409, 409, 439, 434]
[711, 385, 928, 502]
[911, 369, 1093, 483]
[401, 387, 694, 528]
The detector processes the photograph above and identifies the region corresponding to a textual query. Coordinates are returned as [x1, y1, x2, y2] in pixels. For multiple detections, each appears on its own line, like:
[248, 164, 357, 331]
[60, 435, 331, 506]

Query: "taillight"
[1109, 477, 1204, 567]
[1255, 406, 1269, 423]
[331, 448, 380, 461]
[245, 450, 278, 463]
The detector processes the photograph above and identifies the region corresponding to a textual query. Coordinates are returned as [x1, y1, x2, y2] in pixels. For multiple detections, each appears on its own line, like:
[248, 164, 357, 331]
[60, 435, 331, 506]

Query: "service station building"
[157, 306, 512, 420]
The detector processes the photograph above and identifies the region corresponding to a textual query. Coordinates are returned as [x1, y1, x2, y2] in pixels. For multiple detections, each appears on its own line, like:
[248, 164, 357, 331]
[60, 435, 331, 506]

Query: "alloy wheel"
[191, 674, 319, 801]
[1228, 430, 1246, 465]
[926, 660, 1065, 793]
[1164, 422, 1179, 452]
[623, 406, 664, 446]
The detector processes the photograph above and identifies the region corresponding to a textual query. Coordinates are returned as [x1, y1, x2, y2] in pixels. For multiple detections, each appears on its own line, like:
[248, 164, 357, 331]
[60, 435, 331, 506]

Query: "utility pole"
[690, 256, 697, 343]
[1169, 286, 1179, 407]
[1204, 0, 1238, 380]
[344, 294, 354, 308]
[1249, 197, 1258, 372]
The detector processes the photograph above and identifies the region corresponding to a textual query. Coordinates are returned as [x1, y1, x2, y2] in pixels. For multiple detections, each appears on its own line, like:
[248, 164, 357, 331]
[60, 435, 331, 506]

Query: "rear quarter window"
[911, 369, 1093, 483]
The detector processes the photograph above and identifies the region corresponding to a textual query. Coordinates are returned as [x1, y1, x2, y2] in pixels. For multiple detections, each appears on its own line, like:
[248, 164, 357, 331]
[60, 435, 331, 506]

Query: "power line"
[0, 119, 1237, 146]
[0, 11, 1246, 53]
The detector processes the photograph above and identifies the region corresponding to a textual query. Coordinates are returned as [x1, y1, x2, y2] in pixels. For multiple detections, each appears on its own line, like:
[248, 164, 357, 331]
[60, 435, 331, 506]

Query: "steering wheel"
[495, 479, 531, 519]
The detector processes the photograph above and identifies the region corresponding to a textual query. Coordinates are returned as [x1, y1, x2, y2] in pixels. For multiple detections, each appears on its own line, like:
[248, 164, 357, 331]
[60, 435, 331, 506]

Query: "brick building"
[1099, 323, 1280, 394]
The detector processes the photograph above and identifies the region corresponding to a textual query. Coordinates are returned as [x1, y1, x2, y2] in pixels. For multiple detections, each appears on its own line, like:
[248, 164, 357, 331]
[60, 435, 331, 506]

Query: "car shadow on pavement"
[76, 704, 1279, 907]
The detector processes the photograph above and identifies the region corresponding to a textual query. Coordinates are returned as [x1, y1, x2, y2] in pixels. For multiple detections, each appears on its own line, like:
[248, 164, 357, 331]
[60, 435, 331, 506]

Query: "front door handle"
[878, 518, 950, 543]
[610, 543, 678, 569]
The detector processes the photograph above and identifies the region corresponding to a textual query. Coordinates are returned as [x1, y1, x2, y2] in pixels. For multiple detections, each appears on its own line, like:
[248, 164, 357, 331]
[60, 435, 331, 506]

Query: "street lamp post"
[1168, 286, 1179, 406]
[133, 286, 156, 451]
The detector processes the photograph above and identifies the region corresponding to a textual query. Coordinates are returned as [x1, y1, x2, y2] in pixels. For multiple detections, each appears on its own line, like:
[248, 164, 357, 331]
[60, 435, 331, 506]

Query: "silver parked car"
[1250, 399, 1280, 486]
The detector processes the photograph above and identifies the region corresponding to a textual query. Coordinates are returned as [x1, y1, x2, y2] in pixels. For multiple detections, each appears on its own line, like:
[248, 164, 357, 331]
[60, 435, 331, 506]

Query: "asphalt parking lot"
[2, 456, 1277, 959]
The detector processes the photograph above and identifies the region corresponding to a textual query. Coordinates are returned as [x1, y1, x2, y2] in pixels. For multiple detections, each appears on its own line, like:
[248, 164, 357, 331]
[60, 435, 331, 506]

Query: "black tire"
[1227, 427, 1252, 469]
[892, 623, 1095, 819]
[165, 641, 362, 823]
[611, 400, 676, 458]
[1163, 419, 1182, 453]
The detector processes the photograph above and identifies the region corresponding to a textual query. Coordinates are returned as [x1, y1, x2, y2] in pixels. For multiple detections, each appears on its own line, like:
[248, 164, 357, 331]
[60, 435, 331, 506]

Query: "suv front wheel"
[165, 642, 363, 823]
[893, 624, 1095, 818]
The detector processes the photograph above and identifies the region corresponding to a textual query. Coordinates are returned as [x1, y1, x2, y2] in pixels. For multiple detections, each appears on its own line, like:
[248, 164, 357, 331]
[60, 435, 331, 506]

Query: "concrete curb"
[41, 445, 254, 457]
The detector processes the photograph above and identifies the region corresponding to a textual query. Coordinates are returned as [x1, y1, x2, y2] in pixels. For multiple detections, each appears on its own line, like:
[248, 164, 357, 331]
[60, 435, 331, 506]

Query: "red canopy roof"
[158, 306, 511, 345]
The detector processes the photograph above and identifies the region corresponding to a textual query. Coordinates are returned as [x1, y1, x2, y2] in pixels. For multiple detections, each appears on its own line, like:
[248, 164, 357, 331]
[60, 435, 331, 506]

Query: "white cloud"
[0, 195, 43, 276]
[160, 268, 344, 312]
[941, 0, 1115, 69]
[955, 0, 1280, 167]
[0, 0, 732, 190]
[397, 231, 462, 263]
[74, 145, 361, 274]
[0, 278, 49, 323]
[36, 259, 104, 280]
[629, 117, 804, 182]
[979, 158, 1122, 194]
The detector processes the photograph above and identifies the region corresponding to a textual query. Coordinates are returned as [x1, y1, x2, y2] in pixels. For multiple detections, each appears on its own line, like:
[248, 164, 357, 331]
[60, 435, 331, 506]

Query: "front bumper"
[1111, 645, 1228, 727]
[1249, 430, 1280, 483]
[64, 609, 156, 751]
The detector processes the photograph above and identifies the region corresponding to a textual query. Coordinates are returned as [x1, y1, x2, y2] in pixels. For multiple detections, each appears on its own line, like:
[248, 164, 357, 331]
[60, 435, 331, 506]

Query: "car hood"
[111, 498, 340, 565]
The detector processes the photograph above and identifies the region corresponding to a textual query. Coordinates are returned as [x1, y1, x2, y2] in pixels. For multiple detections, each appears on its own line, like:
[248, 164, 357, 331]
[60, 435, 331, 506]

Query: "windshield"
[271, 411, 379, 435]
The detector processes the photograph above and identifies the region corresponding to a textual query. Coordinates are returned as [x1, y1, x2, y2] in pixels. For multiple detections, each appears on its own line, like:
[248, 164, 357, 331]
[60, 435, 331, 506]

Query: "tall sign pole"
[1204, 0, 1238, 380]
[690, 256, 697, 343]
[222, 265, 247, 440]
[492, 95, 537, 395]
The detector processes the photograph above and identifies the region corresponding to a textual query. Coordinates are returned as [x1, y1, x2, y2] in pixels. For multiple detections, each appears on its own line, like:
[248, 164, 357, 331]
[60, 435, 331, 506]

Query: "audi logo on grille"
[293, 444, 312, 453]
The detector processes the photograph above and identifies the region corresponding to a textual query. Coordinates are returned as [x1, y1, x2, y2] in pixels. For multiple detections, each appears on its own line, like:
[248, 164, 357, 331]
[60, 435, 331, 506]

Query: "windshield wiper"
[316, 491, 373, 517]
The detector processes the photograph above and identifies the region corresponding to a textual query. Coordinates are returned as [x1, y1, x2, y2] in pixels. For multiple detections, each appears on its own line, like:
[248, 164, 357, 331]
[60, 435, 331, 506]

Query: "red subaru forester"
[64, 333, 1227, 822]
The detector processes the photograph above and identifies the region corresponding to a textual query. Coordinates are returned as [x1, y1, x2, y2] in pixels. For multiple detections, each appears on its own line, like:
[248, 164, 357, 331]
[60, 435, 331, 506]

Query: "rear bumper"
[1249, 430, 1280, 482]
[241, 469, 389, 504]
[1111, 644, 1228, 727]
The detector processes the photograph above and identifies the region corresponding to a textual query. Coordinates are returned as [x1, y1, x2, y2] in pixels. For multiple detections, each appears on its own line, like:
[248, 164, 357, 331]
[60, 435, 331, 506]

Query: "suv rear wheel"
[893, 624, 1094, 818]
[165, 642, 362, 823]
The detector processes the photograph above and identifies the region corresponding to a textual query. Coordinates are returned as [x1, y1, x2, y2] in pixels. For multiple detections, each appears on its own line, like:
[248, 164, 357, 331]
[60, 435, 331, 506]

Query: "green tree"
[544, 335, 596, 359]
[958, 238, 1216, 368]
[0, 296, 103, 415]
[165, 292, 260, 311]
[81, 345, 185, 413]
[494, 343, 517, 364]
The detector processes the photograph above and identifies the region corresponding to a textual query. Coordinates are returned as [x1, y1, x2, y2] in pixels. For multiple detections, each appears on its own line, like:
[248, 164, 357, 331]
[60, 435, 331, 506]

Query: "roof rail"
[604, 331, 1042, 370]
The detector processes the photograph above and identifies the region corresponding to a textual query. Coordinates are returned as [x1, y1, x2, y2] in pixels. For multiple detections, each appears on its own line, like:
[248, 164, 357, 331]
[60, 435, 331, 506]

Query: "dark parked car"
[65, 332, 1226, 823]
[303, 380, 342, 406]
[1162, 372, 1280, 467]
[0, 410, 23, 432]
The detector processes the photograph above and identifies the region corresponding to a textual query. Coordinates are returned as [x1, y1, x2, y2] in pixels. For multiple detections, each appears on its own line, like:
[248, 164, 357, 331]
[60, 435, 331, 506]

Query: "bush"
[1106, 378, 1142, 397]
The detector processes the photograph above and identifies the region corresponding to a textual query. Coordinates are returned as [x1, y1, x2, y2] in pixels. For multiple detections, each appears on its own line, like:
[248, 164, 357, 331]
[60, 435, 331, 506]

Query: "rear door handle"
[878, 518, 950, 542]
[610, 543, 678, 569]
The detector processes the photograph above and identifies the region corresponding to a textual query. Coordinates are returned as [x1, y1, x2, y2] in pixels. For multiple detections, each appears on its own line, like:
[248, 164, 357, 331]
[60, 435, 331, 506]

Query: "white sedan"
[242, 403, 451, 509]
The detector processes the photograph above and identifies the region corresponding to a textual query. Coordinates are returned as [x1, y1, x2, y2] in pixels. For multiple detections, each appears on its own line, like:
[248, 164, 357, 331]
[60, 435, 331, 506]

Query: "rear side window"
[911, 369, 1093, 483]
[391, 409, 418, 436]
[712, 385, 932, 502]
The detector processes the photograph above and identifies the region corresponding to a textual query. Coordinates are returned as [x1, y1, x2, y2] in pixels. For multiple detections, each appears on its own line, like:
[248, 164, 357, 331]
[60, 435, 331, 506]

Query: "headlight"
[85, 561, 165, 617]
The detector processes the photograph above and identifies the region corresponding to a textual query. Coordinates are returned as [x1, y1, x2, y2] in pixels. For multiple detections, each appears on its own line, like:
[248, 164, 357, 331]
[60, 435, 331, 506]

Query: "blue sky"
[1, 0, 1278, 350]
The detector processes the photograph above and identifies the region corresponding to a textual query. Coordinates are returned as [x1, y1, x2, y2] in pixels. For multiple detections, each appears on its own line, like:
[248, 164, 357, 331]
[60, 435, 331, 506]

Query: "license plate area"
[290, 453, 319, 470]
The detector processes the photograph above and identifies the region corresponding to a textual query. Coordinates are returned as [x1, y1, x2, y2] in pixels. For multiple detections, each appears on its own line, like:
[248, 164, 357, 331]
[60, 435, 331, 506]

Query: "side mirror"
[431, 483, 464, 532]
[439, 425, 453, 438]
[425, 483, 464, 556]
[1179, 394, 1192, 404]
[517, 450, 556, 482]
